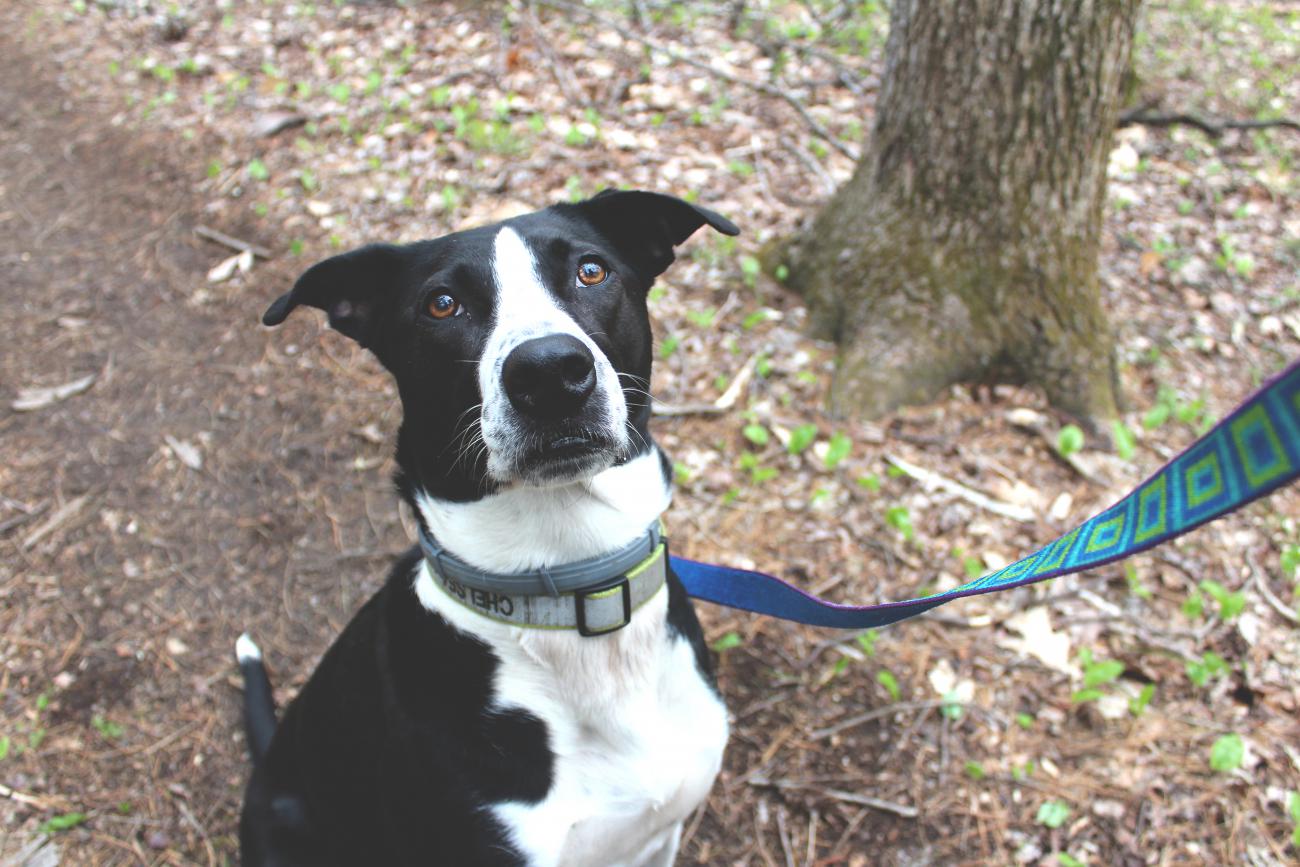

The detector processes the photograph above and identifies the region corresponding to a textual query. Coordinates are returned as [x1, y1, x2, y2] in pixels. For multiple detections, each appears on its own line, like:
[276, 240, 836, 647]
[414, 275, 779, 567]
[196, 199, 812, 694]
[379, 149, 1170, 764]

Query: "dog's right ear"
[262, 243, 404, 346]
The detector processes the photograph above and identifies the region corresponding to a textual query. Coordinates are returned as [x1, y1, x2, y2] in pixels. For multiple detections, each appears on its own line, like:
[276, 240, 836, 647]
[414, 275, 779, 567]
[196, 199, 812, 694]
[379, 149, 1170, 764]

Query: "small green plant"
[246, 159, 269, 181]
[822, 432, 852, 469]
[1183, 587, 1205, 619]
[1210, 732, 1244, 773]
[39, 812, 87, 834]
[1124, 563, 1152, 600]
[1186, 651, 1229, 687]
[327, 82, 351, 104]
[1112, 420, 1136, 460]
[857, 474, 881, 492]
[1036, 800, 1071, 829]
[855, 631, 878, 657]
[741, 308, 777, 330]
[659, 334, 680, 359]
[1072, 647, 1124, 703]
[1286, 791, 1300, 847]
[884, 506, 913, 542]
[787, 424, 818, 455]
[739, 255, 761, 288]
[91, 714, 123, 740]
[964, 760, 985, 781]
[0, 735, 9, 760]
[1199, 579, 1245, 620]
[962, 556, 985, 581]
[876, 669, 901, 701]
[711, 632, 742, 652]
[1057, 854, 1085, 867]
[1129, 683, 1156, 717]
[684, 308, 716, 328]
[1056, 425, 1085, 457]
[1016, 712, 1035, 730]
[742, 424, 769, 447]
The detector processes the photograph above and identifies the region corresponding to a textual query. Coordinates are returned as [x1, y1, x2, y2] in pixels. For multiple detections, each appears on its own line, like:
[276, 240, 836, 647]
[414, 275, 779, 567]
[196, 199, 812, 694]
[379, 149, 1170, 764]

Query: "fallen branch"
[537, 0, 858, 160]
[1117, 110, 1299, 137]
[748, 777, 918, 818]
[194, 224, 272, 259]
[886, 454, 1036, 523]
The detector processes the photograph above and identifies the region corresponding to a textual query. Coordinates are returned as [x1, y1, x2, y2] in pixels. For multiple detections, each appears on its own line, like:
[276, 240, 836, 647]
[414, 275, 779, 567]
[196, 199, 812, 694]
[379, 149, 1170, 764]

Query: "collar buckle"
[574, 576, 633, 637]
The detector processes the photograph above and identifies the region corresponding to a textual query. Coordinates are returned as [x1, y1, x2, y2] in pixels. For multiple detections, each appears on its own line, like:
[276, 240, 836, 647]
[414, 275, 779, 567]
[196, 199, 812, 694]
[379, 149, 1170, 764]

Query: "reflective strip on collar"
[427, 543, 668, 632]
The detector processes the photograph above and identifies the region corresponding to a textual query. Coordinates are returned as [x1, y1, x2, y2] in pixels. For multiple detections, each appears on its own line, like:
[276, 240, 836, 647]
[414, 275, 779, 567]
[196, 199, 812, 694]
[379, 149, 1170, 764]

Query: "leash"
[671, 359, 1300, 629]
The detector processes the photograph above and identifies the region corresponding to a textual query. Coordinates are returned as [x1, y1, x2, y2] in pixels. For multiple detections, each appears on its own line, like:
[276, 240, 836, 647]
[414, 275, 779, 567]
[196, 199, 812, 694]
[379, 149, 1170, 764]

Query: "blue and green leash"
[673, 359, 1300, 628]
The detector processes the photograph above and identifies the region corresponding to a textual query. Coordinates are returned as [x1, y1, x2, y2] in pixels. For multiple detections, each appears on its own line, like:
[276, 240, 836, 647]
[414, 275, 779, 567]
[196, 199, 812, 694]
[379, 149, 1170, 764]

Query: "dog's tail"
[236, 633, 277, 764]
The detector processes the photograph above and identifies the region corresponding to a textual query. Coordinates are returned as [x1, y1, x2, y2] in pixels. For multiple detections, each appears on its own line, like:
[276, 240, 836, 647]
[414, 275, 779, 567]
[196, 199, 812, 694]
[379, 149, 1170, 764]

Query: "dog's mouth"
[514, 430, 621, 484]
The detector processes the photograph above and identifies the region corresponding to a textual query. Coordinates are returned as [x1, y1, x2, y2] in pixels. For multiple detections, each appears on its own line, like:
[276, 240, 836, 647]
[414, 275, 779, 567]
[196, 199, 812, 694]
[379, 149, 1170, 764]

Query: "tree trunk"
[782, 0, 1138, 426]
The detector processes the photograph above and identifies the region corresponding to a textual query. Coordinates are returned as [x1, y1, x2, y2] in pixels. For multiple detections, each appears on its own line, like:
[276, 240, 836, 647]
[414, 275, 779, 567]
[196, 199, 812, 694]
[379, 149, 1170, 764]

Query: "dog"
[238, 190, 740, 866]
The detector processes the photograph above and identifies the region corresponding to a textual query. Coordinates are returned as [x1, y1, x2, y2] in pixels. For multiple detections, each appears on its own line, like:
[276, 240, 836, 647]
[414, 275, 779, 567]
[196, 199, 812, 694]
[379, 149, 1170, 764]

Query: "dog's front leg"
[638, 823, 682, 867]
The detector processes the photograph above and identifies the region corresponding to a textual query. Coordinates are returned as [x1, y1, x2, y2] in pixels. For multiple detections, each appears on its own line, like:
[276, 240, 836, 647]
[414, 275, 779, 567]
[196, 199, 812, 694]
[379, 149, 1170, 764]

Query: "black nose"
[502, 334, 597, 419]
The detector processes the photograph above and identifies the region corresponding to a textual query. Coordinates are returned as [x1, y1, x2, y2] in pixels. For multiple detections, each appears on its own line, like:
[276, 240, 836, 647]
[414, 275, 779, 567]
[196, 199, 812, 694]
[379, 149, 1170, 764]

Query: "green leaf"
[91, 714, 123, 740]
[856, 474, 881, 492]
[739, 255, 761, 287]
[1210, 733, 1244, 772]
[1015, 712, 1035, 730]
[1280, 544, 1300, 580]
[1186, 651, 1229, 687]
[1112, 420, 1136, 460]
[876, 669, 900, 702]
[1129, 683, 1155, 717]
[1083, 659, 1124, 689]
[741, 308, 777, 330]
[742, 424, 770, 446]
[1057, 854, 1085, 867]
[1182, 589, 1205, 619]
[855, 631, 878, 657]
[39, 812, 87, 834]
[823, 432, 852, 469]
[711, 632, 742, 652]
[964, 760, 985, 781]
[1036, 800, 1071, 829]
[1056, 425, 1085, 457]
[0, 735, 9, 760]
[940, 690, 963, 720]
[774, 264, 789, 282]
[659, 334, 680, 359]
[1143, 401, 1171, 430]
[246, 158, 269, 181]
[1071, 688, 1103, 704]
[1199, 580, 1245, 620]
[962, 556, 985, 580]
[787, 424, 818, 455]
[684, 308, 716, 328]
[884, 506, 914, 542]
[751, 466, 778, 484]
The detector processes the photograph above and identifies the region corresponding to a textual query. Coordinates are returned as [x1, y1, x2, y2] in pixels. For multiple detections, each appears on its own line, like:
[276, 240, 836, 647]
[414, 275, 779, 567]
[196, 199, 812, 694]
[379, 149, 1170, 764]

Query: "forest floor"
[2, 1, 1299, 865]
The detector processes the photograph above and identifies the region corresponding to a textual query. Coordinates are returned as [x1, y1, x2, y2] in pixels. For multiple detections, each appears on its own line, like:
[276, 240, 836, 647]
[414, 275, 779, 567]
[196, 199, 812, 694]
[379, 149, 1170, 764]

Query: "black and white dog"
[238, 190, 739, 866]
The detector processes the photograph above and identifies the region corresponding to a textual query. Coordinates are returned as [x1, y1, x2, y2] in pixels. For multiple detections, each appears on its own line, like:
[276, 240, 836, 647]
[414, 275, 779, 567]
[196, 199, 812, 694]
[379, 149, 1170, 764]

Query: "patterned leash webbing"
[672, 359, 1300, 629]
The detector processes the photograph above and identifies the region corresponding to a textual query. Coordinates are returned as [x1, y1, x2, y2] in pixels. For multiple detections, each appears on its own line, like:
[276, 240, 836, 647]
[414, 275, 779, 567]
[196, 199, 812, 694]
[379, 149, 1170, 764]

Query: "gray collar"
[418, 523, 665, 636]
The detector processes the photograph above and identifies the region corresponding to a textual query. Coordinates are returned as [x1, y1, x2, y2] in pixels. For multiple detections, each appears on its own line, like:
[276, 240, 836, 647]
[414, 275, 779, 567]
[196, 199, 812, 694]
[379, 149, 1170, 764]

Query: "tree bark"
[782, 0, 1138, 426]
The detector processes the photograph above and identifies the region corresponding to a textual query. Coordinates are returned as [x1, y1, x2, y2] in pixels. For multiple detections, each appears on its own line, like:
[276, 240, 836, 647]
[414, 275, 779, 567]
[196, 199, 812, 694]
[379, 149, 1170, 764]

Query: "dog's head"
[264, 190, 738, 502]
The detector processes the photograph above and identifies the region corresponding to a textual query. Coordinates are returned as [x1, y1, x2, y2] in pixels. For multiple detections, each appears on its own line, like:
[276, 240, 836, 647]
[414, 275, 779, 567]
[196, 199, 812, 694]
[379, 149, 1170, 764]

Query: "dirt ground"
[3, 1, 1300, 866]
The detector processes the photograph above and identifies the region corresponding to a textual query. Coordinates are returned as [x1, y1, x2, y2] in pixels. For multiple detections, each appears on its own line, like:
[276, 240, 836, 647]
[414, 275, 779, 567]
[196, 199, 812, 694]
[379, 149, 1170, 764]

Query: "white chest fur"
[413, 452, 729, 867]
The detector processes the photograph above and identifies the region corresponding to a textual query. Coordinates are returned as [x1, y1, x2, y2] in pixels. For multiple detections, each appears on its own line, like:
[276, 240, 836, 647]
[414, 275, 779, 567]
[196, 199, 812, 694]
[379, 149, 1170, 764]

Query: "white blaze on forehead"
[478, 225, 630, 482]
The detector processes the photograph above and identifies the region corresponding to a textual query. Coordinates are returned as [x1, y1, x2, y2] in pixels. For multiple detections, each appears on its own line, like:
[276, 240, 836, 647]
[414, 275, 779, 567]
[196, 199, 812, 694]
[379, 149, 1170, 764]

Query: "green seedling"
[1072, 648, 1124, 703]
[39, 812, 87, 835]
[742, 424, 769, 447]
[91, 714, 123, 740]
[1036, 800, 1070, 829]
[1125, 563, 1152, 599]
[1112, 420, 1136, 460]
[1200, 579, 1245, 620]
[876, 669, 900, 701]
[659, 335, 680, 359]
[1016, 712, 1035, 730]
[1186, 651, 1229, 687]
[787, 424, 818, 455]
[855, 631, 878, 657]
[857, 474, 881, 492]
[1056, 425, 1085, 457]
[884, 505, 913, 542]
[684, 308, 716, 328]
[1057, 854, 1085, 867]
[824, 432, 852, 469]
[741, 308, 778, 330]
[1286, 791, 1300, 847]
[964, 760, 985, 781]
[739, 255, 761, 288]
[246, 159, 269, 181]
[1210, 732, 1244, 773]
[940, 690, 963, 720]
[1129, 683, 1156, 716]
[711, 632, 742, 652]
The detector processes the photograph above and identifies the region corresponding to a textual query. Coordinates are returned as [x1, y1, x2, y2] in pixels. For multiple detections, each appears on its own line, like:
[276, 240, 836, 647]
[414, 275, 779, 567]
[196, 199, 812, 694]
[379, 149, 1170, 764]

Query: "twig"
[1247, 552, 1299, 624]
[886, 454, 1036, 523]
[0, 782, 72, 811]
[193, 224, 272, 259]
[21, 493, 91, 550]
[749, 777, 918, 818]
[537, 0, 858, 160]
[809, 699, 950, 741]
[1117, 110, 1300, 138]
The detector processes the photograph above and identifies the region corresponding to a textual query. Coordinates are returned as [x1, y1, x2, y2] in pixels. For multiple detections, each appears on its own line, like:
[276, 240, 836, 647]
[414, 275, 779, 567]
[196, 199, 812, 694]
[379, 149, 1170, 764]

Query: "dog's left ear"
[571, 189, 739, 277]
[262, 243, 405, 347]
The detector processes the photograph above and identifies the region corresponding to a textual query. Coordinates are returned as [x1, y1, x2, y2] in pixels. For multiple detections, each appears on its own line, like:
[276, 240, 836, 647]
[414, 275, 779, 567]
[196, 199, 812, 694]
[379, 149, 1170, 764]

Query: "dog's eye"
[576, 259, 608, 287]
[426, 293, 462, 320]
